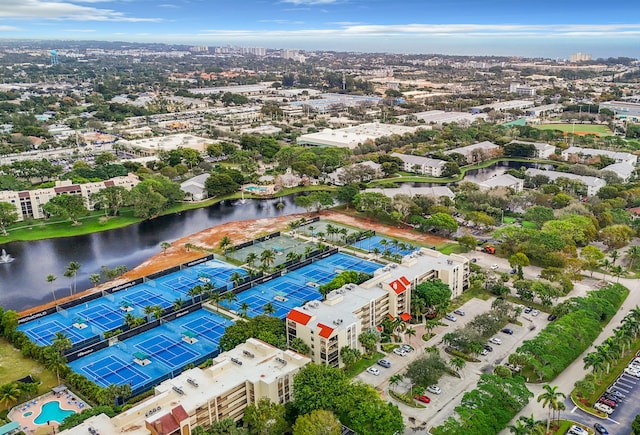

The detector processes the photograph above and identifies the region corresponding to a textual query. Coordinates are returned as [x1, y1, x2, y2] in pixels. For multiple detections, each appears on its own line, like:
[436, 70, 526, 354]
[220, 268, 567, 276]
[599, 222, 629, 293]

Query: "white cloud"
[258, 19, 305, 25]
[0, 25, 20, 31]
[0, 0, 162, 22]
[63, 28, 96, 32]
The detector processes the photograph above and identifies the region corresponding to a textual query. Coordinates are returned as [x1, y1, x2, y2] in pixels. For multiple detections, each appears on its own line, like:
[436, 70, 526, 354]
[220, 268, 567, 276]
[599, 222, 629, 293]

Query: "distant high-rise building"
[509, 82, 536, 96]
[570, 52, 592, 62]
[50, 50, 58, 65]
[241, 47, 266, 56]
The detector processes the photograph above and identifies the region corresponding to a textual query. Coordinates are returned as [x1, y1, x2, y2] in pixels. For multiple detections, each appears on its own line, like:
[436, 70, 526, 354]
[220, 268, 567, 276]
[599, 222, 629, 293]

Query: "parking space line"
[607, 417, 620, 425]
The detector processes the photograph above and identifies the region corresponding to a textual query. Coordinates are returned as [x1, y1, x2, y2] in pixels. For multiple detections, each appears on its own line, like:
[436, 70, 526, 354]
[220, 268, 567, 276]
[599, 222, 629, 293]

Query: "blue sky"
[0, 0, 639, 58]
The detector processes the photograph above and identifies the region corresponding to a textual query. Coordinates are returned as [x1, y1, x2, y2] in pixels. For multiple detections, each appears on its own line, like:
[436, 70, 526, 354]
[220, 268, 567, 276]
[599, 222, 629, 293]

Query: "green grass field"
[534, 123, 613, 136]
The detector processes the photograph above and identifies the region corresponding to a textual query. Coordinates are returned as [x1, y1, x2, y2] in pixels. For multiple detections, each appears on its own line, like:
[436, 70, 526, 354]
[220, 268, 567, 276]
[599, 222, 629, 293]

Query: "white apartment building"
[525, 168, 606, 196]
[444, 141, 502, 164]
[561, 146, 637, 165]
[391, 152, 448, 176]
[58, 339, 311, 435]
[286, 249, 469, 367]
[508, 140, 556, 159]
[478, 174, 524, 193]
[0, 174, 140, 221]
[602, 162, 636, 183]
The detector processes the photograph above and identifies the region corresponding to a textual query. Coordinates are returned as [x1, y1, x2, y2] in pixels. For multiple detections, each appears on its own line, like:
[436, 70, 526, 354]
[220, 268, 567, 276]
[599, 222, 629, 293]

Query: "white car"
[490, 264, 499, 270]
[426, 385, 442, 395]
[531, 309, 540, 317]
[393, 348, 407, 357]
[593, 402, 614, 415]
[489, 337, 502, 345]
[366, 367, 380, 376]
[624, 367, 640, 377]
[568, 425, 588, 435]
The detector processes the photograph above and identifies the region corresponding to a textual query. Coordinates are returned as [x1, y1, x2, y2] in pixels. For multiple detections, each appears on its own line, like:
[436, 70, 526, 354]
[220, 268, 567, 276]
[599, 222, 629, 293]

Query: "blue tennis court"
[180, 314, 229, 344]
[136, 334, 199, 367]
[80, 355, 150, 389]
[119, 289, 172, 311]
[19, 318, 91, 346]
[156, 273, 203, 294]
[77, 302, 125, 331]
[351, 235, 417, 257]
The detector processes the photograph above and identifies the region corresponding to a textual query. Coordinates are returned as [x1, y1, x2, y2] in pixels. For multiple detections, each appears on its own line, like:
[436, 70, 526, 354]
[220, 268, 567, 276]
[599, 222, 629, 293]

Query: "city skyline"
[0, 0, 639, 58]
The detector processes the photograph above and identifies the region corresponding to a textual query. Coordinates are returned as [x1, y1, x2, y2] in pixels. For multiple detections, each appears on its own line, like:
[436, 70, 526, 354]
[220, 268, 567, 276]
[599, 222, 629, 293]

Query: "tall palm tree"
[160, 241, 171, 256]
[209, 292, 222, 313]
[151, 305, 164, 320]
[64, 261, 80, 296]
[240, 302, 250, 318]
[449, 356, 466, 373]
[626, 245, 640, 270]
[388, 374, 403, 392]
[583, 351, 607, 378]
[187, 285, 203, 304]
[609, 249, 619, 265]
[223, 291, 237, 309]
[230, 271, 244, 288]
[0, 383, 22, 408]
[537, 384, 565, 434]
[218, 236, 232, 254]
[51, 332, 72, 384]
[47, 274, 57, 302]
[89, 273, 101, 288]
[173, 298, 184, 311]
[260, 249, 275, 271]
[404, 327, 416, 345]
[245, 252, 258, 269]
[507, 420, 529, 435]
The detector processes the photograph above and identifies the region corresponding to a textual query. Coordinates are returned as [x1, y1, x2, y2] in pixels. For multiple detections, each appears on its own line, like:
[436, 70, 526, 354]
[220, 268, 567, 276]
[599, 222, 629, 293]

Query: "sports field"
[534, 123, 612, 136]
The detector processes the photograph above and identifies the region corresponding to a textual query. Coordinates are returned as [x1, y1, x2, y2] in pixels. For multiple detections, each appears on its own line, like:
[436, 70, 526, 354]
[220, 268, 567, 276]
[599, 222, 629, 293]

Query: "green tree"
[0, 383, 21, 408]
[91, 186, 129, 217]
[509, 252, 530, 279]
[457, 234, 478, 251]
[219, 235, 233, 253]
[64, 261, 81, 296]
[0, 202, 18, 236]
[405, 353, 448, 388]
[292, 409, 341, 435]
[206, 173, 240, 197]
[243, 398, 288, 435]
[600, 224, 634, 250]
[358, 330, 379, 355]
[537, 384, 566, 433]
[46, 274, 57, 302]
[581, 245, 605, 277]
[160, 241, 171, 255]
[523, 205, 555, 228]
[219, 315, 286, 351]
[42, 193, 88, 225]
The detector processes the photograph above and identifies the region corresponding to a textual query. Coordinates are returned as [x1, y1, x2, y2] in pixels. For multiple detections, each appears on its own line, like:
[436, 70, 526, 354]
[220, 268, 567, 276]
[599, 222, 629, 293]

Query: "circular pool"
[23, 411, 33, 417]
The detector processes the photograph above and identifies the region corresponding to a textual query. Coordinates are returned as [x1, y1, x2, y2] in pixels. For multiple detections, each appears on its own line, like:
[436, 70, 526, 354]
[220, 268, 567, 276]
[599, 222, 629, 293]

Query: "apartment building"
[508, 140, 556, 159]
[525, 168, 606, 196]
[58, 339, 311, 435]
[444, 141, 502, 164]
[286, 249, 469, 367]
[391, 152, 448, 176]
[478, 174, 524, 193]
[561, 146, 638, 165]
[0, 174, 140, 221]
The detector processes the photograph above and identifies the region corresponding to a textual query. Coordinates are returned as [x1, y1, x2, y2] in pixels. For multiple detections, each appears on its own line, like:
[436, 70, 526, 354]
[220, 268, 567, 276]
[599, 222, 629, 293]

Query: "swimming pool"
[244, 185, 267, 192]
[34, 401, 76, 425]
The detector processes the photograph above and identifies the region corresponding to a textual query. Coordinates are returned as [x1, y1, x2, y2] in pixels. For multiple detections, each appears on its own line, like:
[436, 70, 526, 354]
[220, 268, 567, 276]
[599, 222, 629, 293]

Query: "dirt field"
[19, 211, 448, 316]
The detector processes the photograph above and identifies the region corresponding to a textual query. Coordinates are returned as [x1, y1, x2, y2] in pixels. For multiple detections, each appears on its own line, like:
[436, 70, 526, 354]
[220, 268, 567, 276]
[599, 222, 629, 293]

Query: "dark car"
[606, 389, 625, 398]
[547, 314, 558, 321]
[602, 393, 621, 403]
[484, 344, 493, 352]
[594, 423, 609, 435]
[524, 306, 532, 314]
[501, 328, 514, 335]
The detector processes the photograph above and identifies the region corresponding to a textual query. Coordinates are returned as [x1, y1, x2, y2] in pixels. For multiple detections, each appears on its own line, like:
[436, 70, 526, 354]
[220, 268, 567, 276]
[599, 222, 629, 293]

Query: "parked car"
[414, 395, 431, 403]
[501, 328, 514, 335]
[489, 337, 502, 345]
[445, 314, 457, 322]
[524, 306, 533, 314]
[593, 423, 609, 435]
[593, 402, 614, 414]
[393, 347, 407, 357]
[547, 314, 558, 321]
[366, 367, 380, 376]
[377, 359, 391, 368]
[484, 344, 493, 352]
[531, 309, 540, 317]
[602, 393, 621, 403]
[568, 425, 588, 435]
[624, 367, 640, 377]
[606, 388, 625, 398]
[426, 385, 441, 395]
[598, 397, 617, 408]
[490, 264, 499, 270]
[400, 344, 414, 353]
[453, 309, 465, 316]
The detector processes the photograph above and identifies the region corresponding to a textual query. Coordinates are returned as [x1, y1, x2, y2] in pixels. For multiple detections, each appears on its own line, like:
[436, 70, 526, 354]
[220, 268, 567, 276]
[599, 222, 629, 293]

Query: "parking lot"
[356, 297, 552, 433]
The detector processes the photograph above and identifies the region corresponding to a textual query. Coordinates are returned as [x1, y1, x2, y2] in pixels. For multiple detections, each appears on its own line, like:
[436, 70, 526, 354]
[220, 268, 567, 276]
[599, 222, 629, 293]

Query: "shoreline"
[18, 210, 447, 317]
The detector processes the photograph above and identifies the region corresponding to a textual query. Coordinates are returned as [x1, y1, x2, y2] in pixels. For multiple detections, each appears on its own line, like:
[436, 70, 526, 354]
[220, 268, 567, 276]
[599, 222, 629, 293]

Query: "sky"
[0, 0, 639, 58]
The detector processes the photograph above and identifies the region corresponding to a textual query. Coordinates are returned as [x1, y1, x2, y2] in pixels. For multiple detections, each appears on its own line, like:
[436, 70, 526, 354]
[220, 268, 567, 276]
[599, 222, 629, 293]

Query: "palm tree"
[626, 245, 640, 270]
[372, 247, 381, 259]
[260, 249, 276, 271]
[583, 351, 606, 377]
[173, 298, 184, 311]
[245, 252, 258, 269]
[404, 327, 416, 345]
[609, 249, 619, 265]
[449, 356, 466, 373]
[230, 271, 244, 288]
[64, 261, 80, 296]
[389, 374, 403, 392]
[240, 302, 250, 318]
[47, 274, 57, 302]
[599, 259, 612, 281]
[326, 224, 336, 242]
[187, 284, 203, 303]
[263, 302, 276, 315]
[160, 241, 171, 256]
[143, 305, 156, 320]
[223, 291, 237, 309]
[537, 384, 565, 434]
[124, 313, 137, 328]
[218, 235, 232, 254]
[89, 273, 101, 288]
[0, 383, 21, 408]
[150, 305, 164, 320]
[611, 265, 624, 282]
[209, 292, 222, 313]
[51, 332, 72, 384]
[507, 420, 529, 435]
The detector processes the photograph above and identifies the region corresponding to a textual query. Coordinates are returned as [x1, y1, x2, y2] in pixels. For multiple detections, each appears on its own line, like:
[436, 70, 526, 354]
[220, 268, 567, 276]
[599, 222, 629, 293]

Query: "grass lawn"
[438, 243, 466, 255]
[521, 220, 537, 229]
[534, 123, 613, 136]
[344, 351, 385, 377]
[0, 338, 58, 411]
[452, 288, 492, 307]
[503, 217, 517, 224]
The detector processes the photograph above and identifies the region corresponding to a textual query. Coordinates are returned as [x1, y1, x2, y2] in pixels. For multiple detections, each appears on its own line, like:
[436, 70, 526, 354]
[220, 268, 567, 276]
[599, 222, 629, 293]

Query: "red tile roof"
[317, 323, 334, 339]
[400, 312, 412, 322]
[399, 276, 410, 286]
[389, 279, 407, 294]
[171, 405, 189, 423]
[286, 309, 312, 325]
[151, 414, 179, 435]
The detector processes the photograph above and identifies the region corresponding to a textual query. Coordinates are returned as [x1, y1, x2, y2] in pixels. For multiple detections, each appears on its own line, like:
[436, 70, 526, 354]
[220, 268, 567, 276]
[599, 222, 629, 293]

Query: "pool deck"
[9, 390, 87, 434]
